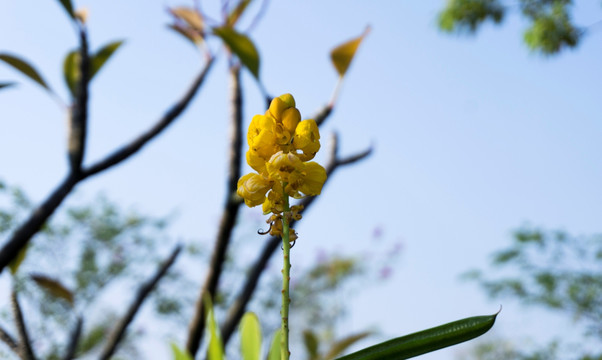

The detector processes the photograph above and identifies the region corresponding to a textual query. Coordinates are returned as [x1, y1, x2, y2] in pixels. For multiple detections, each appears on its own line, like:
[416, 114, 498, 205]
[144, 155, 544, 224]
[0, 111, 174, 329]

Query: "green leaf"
[171, 343, 193, 360]
[0, 53, 53, 92]
[63, 41, 124, 97]
[303, 330, 319, 360]
[330, 27, 369, 77]
[0, 82, 16, 90]
[334, 312, 498, 360]
[325, 332, 371, 360]
[90, 40, 124, 79]
[31, 274, 75, 305]
[240, 312, 262, 360]
[8, 244, 30, 275]
[58, 0, 75, 19]
[213, 27, 260, 78]
[204, 296, 224, 360]
[267, 329, 282, 360]
[63, 50, 80, 97]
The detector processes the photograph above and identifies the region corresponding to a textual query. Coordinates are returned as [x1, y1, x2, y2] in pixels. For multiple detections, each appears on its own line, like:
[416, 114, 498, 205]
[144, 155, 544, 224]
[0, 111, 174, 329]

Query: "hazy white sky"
[1, 1, 601, 359]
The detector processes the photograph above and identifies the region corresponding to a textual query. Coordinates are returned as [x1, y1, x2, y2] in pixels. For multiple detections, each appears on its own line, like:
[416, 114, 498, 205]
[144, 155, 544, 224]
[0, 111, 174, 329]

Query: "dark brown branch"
[62, 316, 82, 360]
[186, 65, 243, 357]
[11, 291, 36, 360]
[99, 245, 182, 360]
[0, 174, 80, 274]
[0, 59, 214, 275]
[0, 325, 18, 355]
[219, 134, 372, 345]
[68, 27, 90, 174]
[313, 104, 333, 127]
[82, 57, 214, 178]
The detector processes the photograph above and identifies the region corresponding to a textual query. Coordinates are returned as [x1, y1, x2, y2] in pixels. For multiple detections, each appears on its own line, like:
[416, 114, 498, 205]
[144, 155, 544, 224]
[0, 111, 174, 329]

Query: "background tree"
[438, 0, 601, 54]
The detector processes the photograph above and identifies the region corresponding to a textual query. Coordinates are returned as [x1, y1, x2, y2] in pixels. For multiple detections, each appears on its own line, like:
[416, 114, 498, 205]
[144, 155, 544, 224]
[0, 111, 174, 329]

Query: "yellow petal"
[237, 173, 271, 207]
[281, 107, 300, 135]
[299, 162, 327, 196]
[246, 150, 267, 175]
[293, 119, 321, 160]
[278, 93, 295, 108]
[266, 151, 305, 183]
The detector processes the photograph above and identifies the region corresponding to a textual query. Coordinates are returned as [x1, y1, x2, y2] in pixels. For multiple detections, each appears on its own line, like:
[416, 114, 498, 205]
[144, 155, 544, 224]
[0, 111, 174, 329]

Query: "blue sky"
[1, 1, 602, 359]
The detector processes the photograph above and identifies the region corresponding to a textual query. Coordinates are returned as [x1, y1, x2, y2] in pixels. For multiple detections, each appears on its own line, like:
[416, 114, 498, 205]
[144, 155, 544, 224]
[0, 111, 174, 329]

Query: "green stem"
[281, 184, 291, 360]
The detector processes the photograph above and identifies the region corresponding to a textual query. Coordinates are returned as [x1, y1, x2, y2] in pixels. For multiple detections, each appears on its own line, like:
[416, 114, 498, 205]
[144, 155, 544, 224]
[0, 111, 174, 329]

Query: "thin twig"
[220, 134, 372, 345]
[11, 290, 36, 360]
[0, 58, 214, 275]
[313, 104, 333, 127]
[98, 245, 182, 360]
[0, 325, 18, 355]
[62, 316, 82, 360]
[186, 65, 244, 357]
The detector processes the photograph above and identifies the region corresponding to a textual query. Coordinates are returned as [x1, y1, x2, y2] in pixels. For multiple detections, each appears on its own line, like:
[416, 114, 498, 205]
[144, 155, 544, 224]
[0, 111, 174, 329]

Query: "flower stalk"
[280, 187, 291, 360]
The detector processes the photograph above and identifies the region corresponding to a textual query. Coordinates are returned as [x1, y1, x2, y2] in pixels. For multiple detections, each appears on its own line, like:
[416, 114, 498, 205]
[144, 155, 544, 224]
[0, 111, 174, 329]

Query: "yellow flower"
[238, 93, 327, 220]
[293, 119, 320, 161]
[237, 173, 271, 207]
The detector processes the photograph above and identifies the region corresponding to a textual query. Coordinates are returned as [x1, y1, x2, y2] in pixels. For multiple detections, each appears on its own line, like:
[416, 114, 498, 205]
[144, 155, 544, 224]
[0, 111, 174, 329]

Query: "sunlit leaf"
[267, 329, 282, 360]
[330, 27, 370, 77]
[334, 312, 498, 360]
[90, 40, 124, 79]
[58, 0, 75, 19]
[303, 330, 319, 360]
[204, 295, 224, 360]
[0, 82, 16, 91]
[213, 27, 260, 78]
[240, 312, 262, 360]
[324, 332, 371, 360]
[171, 343, 193, 360]
[31, 274, 75, 305]
[227, 0, 252, 27]
[8, 243, 30, 275]
[171, 7, 203, 31]
[0, 53, 53, 92]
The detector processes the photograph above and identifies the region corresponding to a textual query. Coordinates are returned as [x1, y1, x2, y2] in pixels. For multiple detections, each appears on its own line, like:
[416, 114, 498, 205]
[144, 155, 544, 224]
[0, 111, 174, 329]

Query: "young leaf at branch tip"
[227, 0, 253, 27]
[213, 27, 260, 78]
[90, 40, 125, 79]
[58, 0, 75, 19]
[171, 7, 204, 31]
[0, 53, 53, 93]
[240, 312, 262, 360]
[267, 329, 282, 360]
[330, 26, 370, 77]
[168, 24, 205, 46]
[171, 343, 194, 360]
[334, 312, 498, 360]
[30, 274, 75, 306]
[63, 41, 125, 98]
[0, 82, 16, 91]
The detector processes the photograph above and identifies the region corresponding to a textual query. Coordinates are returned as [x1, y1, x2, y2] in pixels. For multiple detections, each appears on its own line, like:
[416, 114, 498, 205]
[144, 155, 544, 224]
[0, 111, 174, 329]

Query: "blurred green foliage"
[438, 0, 589, 54]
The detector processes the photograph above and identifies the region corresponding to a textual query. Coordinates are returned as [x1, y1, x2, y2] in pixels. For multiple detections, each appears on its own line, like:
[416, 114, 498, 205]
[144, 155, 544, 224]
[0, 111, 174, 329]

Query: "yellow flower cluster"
[237, 94, 327, 238]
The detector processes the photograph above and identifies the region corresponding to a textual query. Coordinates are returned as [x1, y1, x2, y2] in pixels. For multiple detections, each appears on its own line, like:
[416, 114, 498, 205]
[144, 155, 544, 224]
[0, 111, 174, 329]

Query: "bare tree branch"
[0, 58, 214, 275]
[313, 104, 333, 127]
[220, 134, 372, 345]
[62, 316, 82, 360]
[11, 290, 36, 360]
[68, 27, 90, 174]
[0, 324, 18, 355]
[98, 245, 182, 360]
[186, 65, 243, 357]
